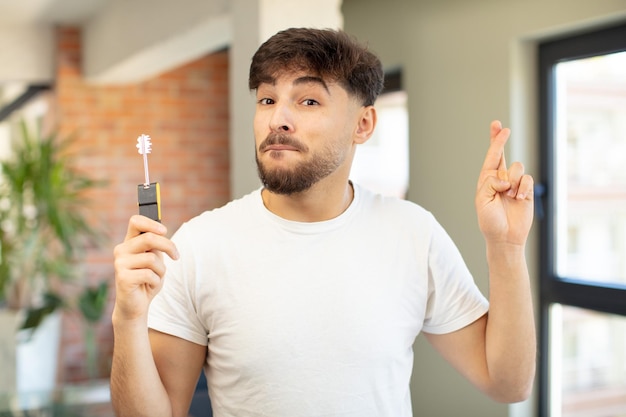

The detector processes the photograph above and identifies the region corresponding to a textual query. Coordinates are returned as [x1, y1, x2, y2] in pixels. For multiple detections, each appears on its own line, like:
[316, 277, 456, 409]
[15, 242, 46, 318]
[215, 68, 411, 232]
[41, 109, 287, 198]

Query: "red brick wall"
[53, 27, 230, 382]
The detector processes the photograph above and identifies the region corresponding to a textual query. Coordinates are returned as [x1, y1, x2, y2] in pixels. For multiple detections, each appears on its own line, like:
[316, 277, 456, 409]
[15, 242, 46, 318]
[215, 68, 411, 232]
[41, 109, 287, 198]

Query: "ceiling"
[0, 0, 234, 117]
[0, 0, 106, 25]
[0, 0, 106, 110]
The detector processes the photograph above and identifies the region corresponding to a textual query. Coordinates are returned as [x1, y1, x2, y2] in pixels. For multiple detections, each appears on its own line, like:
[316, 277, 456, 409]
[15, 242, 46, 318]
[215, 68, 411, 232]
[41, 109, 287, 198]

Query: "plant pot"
[0, 309, 61, 411]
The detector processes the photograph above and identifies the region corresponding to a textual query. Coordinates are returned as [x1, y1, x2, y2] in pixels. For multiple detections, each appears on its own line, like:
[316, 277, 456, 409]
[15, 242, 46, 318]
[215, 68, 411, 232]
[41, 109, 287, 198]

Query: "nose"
[269, 103, 294, 133]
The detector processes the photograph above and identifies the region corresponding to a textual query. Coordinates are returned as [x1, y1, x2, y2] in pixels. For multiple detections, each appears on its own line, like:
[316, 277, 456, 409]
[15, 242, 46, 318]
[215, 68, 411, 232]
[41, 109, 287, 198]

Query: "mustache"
[259, 133, 308, 153]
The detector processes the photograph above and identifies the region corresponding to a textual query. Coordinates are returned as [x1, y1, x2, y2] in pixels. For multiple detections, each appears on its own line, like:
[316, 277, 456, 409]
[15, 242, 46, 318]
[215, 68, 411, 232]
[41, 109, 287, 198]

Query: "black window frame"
[538, 21, 626, 416]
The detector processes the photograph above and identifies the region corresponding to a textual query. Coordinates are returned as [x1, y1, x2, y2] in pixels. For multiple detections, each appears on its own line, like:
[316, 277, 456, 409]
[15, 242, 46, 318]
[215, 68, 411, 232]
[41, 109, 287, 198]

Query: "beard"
[256, 132, 344, 195]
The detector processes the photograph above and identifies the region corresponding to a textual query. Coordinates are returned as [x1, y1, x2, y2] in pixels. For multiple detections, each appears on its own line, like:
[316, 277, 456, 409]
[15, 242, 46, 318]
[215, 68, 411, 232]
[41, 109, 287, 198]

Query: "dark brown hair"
[248, 28, 384, 106]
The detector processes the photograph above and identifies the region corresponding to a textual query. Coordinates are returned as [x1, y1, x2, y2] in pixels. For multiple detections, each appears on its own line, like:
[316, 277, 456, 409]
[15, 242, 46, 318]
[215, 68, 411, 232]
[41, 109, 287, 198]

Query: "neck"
[262, 180, 354, 222]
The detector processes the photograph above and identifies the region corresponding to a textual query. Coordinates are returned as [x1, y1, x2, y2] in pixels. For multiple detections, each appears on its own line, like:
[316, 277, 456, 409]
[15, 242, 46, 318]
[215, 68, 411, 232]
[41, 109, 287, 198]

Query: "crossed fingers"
[479, 121, 533, 201]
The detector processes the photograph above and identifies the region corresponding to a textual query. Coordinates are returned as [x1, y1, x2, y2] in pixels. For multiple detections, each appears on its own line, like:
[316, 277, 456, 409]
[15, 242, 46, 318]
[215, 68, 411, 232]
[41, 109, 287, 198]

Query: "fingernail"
[517, 193, 526, 200]
[507, 189, 516, 197]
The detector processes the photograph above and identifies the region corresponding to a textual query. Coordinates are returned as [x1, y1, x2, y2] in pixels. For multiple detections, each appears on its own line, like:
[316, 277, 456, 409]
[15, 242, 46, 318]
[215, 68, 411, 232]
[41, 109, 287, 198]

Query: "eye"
[258, 98, 274, 105]
[302, 99, 319, 106]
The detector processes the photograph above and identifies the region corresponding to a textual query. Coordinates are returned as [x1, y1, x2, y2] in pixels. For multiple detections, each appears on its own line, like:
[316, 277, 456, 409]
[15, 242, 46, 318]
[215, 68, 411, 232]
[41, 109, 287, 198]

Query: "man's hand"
[111, 216, 188, 417]
[428, 122, 537, 403]
[475, 120, 534, 246]
[113, 215, 179, 322]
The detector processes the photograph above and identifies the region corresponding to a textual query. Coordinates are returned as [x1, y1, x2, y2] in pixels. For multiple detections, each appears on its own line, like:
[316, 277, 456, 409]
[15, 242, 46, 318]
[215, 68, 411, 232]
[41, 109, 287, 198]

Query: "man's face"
[253, 71, 363, 195]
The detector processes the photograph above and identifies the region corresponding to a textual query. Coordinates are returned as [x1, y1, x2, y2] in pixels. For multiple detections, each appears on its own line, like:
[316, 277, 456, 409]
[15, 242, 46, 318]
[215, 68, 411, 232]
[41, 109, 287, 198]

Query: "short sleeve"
[148, 224, 209, 346]
[420, 216, 489, 334]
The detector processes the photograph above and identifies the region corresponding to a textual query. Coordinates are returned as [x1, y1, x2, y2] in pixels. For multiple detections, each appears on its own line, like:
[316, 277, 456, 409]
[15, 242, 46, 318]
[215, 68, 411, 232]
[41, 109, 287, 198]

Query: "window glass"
[551, 304, 626, 417]
[554, 51, 626, 285]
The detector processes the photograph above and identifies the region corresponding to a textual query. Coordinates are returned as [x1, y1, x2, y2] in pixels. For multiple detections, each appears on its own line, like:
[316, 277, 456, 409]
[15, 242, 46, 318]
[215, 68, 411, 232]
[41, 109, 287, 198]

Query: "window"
[538, 22, 626, 417]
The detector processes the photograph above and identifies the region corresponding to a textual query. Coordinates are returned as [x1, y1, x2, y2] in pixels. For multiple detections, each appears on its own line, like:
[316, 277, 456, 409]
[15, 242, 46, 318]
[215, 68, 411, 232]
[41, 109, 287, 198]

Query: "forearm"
[484, 243, 536, 402]
[110, 313, 172, 417]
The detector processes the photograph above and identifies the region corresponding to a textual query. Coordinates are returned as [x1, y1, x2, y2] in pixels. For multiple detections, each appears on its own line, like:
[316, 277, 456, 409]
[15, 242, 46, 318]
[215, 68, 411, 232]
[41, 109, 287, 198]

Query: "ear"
[354, 106, 377, 144]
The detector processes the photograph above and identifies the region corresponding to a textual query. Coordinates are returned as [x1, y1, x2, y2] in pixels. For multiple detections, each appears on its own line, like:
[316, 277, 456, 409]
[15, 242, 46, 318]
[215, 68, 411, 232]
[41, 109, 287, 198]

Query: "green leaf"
[78, 281, 109, 323]
[21, 292, 64, 331]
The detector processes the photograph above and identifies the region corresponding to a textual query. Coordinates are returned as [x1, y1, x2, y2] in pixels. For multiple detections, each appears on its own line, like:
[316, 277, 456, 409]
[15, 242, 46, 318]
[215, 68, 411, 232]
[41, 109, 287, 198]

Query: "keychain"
[136, 134, 161, 222]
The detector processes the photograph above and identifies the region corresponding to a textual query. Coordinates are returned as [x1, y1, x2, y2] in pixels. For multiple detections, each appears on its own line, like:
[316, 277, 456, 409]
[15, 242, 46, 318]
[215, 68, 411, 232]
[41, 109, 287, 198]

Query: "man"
[111, 28, 535, 417]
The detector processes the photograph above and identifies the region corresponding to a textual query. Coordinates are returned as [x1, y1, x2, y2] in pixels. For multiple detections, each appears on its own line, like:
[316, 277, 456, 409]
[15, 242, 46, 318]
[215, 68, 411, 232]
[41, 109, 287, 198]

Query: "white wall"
[341, 1, 626, 416]
[0, 25, 54, 83]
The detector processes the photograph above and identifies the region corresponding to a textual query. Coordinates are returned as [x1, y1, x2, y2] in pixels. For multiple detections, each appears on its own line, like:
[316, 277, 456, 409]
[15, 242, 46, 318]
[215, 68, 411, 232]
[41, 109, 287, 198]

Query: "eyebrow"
[292, 76, 330, 94]
[259, 75, 331, 95]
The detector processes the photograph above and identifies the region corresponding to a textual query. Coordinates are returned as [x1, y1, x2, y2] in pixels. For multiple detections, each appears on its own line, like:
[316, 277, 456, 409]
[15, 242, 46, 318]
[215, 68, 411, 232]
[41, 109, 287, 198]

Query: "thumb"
[477, 176, 510, 202]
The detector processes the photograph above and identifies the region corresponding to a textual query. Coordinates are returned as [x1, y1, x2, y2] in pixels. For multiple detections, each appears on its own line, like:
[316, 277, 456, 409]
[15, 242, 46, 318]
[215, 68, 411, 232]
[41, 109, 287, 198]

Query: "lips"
[259, 133, 308, 153]
[264, 144, 299, 152]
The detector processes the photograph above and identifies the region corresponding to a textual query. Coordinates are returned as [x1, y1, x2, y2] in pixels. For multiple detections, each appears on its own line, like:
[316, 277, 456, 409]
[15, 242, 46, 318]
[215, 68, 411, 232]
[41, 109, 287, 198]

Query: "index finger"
[125, 214, 167, 241]
[119, 215, 179, 261]
[481, 120, 510, 172]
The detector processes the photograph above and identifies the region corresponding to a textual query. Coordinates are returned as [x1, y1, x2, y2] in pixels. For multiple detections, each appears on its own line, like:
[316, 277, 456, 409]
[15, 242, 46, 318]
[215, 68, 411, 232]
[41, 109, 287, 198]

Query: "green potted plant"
[78, 280, 109, 379]
[0, 119, 105, 397]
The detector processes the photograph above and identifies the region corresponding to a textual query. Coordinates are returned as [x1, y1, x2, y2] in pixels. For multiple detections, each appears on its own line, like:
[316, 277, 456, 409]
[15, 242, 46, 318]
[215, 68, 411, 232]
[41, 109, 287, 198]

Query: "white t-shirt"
[148, 184, 488, 417]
